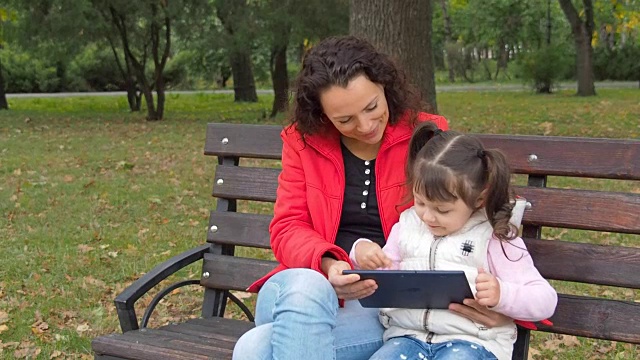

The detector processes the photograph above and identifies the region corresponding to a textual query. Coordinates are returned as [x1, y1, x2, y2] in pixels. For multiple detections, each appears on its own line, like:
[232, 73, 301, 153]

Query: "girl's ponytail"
[483, 149, 517, 240]
[407, 121, 440, 177]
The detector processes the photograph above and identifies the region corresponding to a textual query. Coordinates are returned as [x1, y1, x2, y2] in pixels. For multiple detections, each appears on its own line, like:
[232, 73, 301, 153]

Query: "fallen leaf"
[230, 291, 252, 300]
[63, 175, 74, 183]
[538, 121, 553, 136]
[0, 325, 8, 334]
[77, 244, 95, 253]
[30, 321, 49, 334]
[561, 335, 580, 348]
[0, 311, 8, 324]
[76, 324, 90, 333]
[83, 276, 106, 288]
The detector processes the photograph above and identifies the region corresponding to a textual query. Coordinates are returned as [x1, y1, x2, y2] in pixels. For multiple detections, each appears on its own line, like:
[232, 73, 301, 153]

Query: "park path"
[6, 81, 637, 98]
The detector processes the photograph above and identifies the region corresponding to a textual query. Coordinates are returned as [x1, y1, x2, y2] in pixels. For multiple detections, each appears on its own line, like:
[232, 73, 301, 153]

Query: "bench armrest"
[115, 244, 211, 332]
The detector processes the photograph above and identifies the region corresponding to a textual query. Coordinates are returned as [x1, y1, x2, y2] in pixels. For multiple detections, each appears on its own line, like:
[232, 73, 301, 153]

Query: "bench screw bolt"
[203, 271, 210, 279]
[525, 202, 532, 209]
[216, 178, 224, 185]
[528, 154, 538, 162]
[221, 138, 229, 145]
[210, 225, 218, 232]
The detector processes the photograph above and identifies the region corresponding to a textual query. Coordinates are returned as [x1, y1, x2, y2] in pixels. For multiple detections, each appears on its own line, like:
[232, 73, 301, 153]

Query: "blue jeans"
[370, 336, 497, 360]
[232, 268, 384, 360]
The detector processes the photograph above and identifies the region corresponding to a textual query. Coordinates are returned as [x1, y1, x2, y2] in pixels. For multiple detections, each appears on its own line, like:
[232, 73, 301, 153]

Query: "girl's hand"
[322, 258, 377, 300]
[355, 241, 392, 270]
[448, 299, 512, 328]
[475, 268, 500, 307]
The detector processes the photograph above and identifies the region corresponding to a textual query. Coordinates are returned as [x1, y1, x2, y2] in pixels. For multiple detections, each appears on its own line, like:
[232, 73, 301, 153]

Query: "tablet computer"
[343, 270, 473, 309]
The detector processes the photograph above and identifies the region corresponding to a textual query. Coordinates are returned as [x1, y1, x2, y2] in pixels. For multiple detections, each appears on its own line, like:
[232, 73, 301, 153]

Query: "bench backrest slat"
[204, 124, 640, 180]
[212, 166, 279, 201]
[202, 254, 277, 291]
[208, 212, 272, 249]
[205, 124, 282, 159]
[478, 135, 640, 180]
[525, 238, 640, 288]
[516, 186, 640, 234]
[210, 166, 640, 234]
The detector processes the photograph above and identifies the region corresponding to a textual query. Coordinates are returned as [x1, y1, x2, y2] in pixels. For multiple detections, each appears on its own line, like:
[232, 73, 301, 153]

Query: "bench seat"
[92, 317, 254, 360]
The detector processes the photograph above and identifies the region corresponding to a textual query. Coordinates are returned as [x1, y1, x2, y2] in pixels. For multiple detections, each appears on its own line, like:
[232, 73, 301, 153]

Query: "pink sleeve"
[487, 237, 558, 321]
[380, 223, 402, 270]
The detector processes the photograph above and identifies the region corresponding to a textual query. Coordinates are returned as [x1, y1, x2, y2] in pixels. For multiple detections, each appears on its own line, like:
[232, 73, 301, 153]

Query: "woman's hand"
[322, 258, 377, 300]
[448, 299, 512, 328]
[355, 241, 392, 270]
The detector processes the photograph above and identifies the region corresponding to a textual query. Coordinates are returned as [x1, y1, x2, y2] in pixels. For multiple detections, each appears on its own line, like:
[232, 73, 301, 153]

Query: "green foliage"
[594, 44, 640, 81]
[515, 45, 574, 93]
[0, 47, 61, 92]
[67, 44, 124, 91]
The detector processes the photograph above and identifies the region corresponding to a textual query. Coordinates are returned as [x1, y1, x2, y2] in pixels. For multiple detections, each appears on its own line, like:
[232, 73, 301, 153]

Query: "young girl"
[351, 122, 557, 360]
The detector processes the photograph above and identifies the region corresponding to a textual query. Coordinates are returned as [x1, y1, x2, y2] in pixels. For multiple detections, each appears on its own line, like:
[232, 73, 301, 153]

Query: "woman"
[232, 35, 509, 360]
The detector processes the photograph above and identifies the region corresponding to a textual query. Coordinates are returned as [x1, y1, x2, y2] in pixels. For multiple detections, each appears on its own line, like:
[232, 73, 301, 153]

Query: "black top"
[334, 142, 385, 253]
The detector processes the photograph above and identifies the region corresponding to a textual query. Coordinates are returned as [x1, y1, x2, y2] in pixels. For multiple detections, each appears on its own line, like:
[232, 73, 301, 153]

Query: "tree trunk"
[0, 53, 8, 110]
[216, 0, 258, 103]
[350, 0, 438, 114]
[558, 0, 596, 96]
[125, 79, 141, 112]
[438, 0, 455, 83]
[270, 44, 289, 118]
[230, 50, 258, 102]
[140, 80, 159, 121]
[108, 37, 140, 112]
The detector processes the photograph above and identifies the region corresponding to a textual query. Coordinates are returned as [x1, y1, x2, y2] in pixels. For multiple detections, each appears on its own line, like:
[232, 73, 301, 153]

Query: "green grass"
[0, 89, 638, 359]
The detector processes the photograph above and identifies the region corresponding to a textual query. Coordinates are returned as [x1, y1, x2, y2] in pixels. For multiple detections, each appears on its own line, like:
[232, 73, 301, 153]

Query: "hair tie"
[477, 149, 486, 159]
[434, 129, 443, 136]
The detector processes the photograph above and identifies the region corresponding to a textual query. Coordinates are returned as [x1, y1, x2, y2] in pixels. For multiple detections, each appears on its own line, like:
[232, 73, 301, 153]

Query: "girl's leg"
[431, 340, 497, 360]
[369, 336, 430, 360]
[232, 268, 385, 360]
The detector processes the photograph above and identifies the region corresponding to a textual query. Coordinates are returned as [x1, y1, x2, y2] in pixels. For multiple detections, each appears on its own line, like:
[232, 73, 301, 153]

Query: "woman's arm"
[487, 237, 558, 321]
[270, 131, 350, 273]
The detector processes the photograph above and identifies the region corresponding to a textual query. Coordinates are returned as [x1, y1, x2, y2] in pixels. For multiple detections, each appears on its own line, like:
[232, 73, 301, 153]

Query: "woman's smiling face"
[320, 74, 389, 147]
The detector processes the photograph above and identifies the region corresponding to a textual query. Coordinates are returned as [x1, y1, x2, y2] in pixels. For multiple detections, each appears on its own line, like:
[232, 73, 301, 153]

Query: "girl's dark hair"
[406, 122, 516, 241]
[289, 35, 422, 137]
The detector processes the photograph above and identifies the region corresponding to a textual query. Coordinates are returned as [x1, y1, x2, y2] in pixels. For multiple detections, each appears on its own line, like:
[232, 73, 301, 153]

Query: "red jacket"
[247, 112, 449, 292]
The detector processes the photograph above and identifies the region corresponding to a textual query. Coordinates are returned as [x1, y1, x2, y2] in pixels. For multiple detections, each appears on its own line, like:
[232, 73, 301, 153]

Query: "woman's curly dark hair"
[289, 35, 422, 137]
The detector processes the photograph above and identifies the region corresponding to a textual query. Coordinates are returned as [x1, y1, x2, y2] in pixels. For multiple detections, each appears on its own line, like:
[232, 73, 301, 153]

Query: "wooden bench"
[92, 123, 640, 359]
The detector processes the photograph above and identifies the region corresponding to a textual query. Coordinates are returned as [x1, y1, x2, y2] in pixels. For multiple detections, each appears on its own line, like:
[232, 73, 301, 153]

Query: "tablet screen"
[343, 270, 473, 309]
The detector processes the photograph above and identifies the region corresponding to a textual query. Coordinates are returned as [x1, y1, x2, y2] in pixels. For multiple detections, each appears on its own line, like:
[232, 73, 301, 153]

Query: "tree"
[558, 0, 596, 96]
[350, 0, 438, 113]
[260, 0, 292, 117]
[438, 0, 456, 83]
[102, 1, 173, 120]
[260, 0, 349, 118]
[0, 7, 11, 110]
[216, 0, 258, 103]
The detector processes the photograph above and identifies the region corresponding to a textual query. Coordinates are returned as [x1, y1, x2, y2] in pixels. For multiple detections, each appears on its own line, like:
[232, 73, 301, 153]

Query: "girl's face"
[320, 74, 389, 148]
[413, 191, 478, 237]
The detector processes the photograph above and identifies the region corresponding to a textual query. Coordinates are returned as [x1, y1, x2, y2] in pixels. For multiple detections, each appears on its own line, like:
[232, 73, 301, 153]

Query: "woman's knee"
[232, 324, 273, 360]
[269, 268, 337, 303]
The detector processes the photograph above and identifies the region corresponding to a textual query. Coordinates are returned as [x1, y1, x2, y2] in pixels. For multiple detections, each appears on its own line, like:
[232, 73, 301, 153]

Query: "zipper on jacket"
[423, 235, 445, 343]
[422, 309, 435, 343]
[429, 236, 445, 270]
